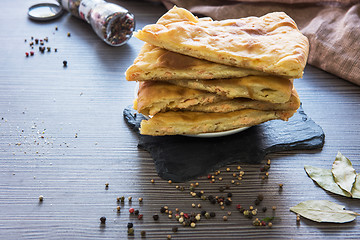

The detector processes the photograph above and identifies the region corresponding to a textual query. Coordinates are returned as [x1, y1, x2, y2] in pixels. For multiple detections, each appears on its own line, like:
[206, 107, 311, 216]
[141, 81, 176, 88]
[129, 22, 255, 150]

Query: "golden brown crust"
[134, 7, 309, 78]
[167, 75, 293, 103]
[139, 109, 296, 136]
[188, 88, 300, 112]
[125, 43, 266, 81]
[136, 81, 226, 116]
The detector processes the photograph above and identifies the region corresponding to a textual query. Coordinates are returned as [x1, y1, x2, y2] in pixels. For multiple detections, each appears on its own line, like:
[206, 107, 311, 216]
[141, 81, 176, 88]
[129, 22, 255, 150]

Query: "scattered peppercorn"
[105, 183, 109, 188]
[63, 60, 67, 67]
[210, 212, 216, 218]
[100, 216, 106, 224]
[38, 195, 44, 201]
[272, 206, 277, 211]
[127, 228, 134, 235]
[172, 226, 178, 232]
[279, 183, 284, 188]
[262, 207, 267, 212]
[67, 32, 71, 37]
[128, 196, 132, 202]
[141, 230, 146, 237]
[153, 214, 159, 220]
[167, 235, 172, 240]
[168, 180, 172, 184]
[223, 216, 228, 221]
[190, 222, 196, 228]
[134, 210, 139, 215]
[117, 206, 120, 211]
[268, 222, 273, 228]
[127, 222, 133, 228]
[150, 179, 155, 183]
[129, 208, 135, 214]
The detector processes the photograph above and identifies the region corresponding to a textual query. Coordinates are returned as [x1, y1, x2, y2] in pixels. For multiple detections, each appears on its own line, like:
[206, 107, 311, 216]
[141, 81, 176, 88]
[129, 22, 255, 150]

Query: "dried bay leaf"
[351, 174, 360, 198]
[290, 200, 359, 223]
[332, 152, 356, 195]
[304, 165, 351, 198]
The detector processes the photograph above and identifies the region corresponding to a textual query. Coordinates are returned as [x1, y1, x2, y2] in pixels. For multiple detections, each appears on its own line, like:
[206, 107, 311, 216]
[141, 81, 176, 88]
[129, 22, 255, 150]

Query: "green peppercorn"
[205, 212, 210, 219]
[127, 228, 134, 235]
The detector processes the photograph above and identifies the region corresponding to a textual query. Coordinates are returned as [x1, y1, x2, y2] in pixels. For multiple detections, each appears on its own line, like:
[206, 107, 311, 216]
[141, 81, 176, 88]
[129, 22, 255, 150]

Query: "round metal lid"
[28, 3, 64, 21]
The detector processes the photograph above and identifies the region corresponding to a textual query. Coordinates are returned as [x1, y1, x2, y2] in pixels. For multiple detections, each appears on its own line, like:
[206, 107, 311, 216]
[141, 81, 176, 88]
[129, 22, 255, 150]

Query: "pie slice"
[134, 7, 309, 78]
[125, 43, 266, 81]
[136, 81, 226, 116]
[188, 87, 300, 113]
[167, 75, 293, 103]
[139, 109, 296, 136]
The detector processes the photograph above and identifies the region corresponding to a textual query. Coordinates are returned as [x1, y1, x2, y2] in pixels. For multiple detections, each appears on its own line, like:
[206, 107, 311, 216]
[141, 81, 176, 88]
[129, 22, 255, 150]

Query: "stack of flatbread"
[125, 6, 309, 136]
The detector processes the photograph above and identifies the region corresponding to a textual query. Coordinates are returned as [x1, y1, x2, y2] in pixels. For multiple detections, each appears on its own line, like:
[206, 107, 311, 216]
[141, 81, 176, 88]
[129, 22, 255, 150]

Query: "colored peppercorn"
[127, 228, 134, 235]
[141, 230, 146, 237]
[38, 195, 44, 201]
[129, 208, 135, 214]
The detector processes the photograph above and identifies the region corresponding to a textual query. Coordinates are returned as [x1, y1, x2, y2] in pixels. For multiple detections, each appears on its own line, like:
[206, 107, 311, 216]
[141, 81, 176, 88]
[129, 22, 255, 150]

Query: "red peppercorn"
[183, 213, 189, 219]
[129, 208, 135, 214]
[261, 221, 266, 226]
[138, 214, 143, 220]
[25, 52, 29, 57]
[30, 51, 34, 56]
[207, 174, 211, 179]
[236, 204, 242, 209]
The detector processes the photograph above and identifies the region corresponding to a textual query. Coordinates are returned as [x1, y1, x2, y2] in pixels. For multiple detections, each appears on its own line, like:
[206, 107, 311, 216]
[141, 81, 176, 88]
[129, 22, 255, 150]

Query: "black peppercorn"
[63, 60, 67, 67]
[210, 198, 216, 204]
[227, 192, 233, 198]
[100, 216, 106, 224]
[210, 212, 216, 218]
[254, 199, 261, 206]
[172, 226, 178, 232]
[153, 214, 159, 220]
[225, 199, 232, 206]
[160, 207, 166, 213]
[134, 210, 139, 215]
[127, 222, 133, 228]
[257, 194, 264, 201]
[201, 210, 206, 216]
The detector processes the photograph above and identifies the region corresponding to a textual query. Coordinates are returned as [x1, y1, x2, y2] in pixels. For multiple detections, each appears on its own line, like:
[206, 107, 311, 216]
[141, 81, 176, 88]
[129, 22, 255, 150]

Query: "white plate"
[133, 82, 251, 138]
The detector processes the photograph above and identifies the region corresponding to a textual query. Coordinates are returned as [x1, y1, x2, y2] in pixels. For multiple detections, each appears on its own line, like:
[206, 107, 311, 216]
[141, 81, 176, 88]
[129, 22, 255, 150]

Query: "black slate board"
[124, 105, 325, 182]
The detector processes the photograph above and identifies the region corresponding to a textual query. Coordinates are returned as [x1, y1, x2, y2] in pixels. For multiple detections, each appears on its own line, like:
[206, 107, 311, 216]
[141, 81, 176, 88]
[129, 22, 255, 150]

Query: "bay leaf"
[304, 165, 351, 198]
[351, 174, 360, 198]
[332, 151, 356, 195]
[290, 200, 359, 223]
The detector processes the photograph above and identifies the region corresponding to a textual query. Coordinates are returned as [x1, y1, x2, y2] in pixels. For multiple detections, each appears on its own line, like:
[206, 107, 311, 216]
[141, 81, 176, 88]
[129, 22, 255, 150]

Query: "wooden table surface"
[1, 1, 360, 239]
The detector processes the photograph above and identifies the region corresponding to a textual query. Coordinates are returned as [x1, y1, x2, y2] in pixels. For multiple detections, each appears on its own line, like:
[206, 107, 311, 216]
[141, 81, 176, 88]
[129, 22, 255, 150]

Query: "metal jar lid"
[28, 3, 64, 21]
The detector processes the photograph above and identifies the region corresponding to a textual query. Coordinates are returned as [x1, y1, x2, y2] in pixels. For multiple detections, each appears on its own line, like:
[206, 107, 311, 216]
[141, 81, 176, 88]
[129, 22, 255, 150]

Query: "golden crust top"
[134, 7, 309, 78]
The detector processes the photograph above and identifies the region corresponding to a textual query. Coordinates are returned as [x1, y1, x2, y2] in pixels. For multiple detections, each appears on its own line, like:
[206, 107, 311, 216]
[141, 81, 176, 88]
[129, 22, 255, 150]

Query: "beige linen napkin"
[159, 0, 360, 85]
